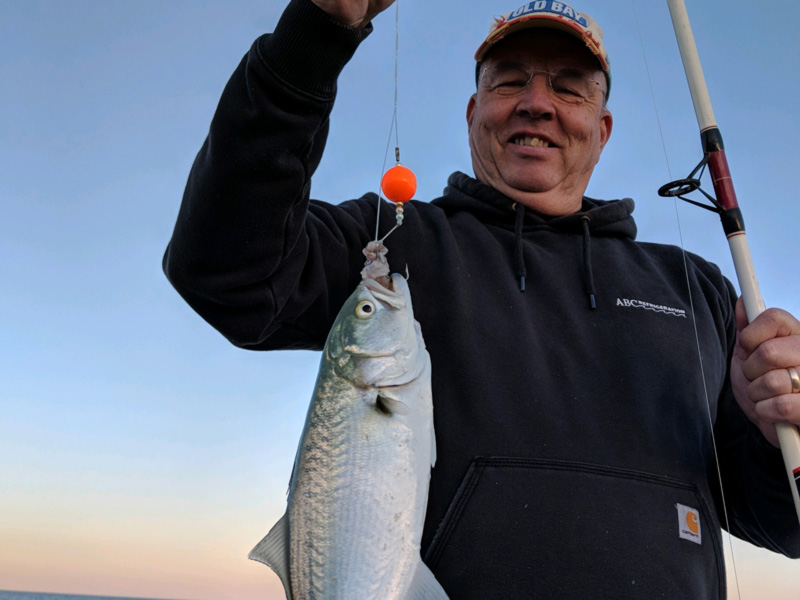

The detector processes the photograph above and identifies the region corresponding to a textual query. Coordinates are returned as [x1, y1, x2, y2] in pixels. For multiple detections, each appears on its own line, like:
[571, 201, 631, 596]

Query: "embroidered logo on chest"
[616, 297, 687, 318]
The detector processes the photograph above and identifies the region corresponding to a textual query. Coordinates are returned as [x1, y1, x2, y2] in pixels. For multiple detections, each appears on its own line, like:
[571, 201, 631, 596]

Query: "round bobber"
[381, 164, 417, 204]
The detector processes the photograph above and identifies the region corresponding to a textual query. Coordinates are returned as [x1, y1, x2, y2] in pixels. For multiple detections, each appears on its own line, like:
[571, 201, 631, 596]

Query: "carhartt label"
[676, 503, 702, 544]
[616, 297, 687, 318]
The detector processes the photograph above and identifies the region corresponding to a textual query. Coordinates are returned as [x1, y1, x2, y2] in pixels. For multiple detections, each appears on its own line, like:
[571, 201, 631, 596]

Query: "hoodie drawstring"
[511, 205, 597, 307]
[581, 216, 597, 310]
[513, 203, 527, 291]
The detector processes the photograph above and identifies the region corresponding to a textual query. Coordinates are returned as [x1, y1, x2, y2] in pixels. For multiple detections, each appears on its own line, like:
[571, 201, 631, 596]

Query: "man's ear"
[466, 93, 477, 133]
[599, 108, 613, 150]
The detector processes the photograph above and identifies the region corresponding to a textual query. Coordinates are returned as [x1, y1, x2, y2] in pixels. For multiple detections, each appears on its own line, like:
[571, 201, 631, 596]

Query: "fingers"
[741, 335, 800, 382]
[747, 366, 800, 401]
[752, 392, 800, 425]
[311, 0, 396, 28]
[731, 302, 800, 443]
[737, 306, 800, 356]
[735, 305, 800, 382]
[736, 366, 800, 448]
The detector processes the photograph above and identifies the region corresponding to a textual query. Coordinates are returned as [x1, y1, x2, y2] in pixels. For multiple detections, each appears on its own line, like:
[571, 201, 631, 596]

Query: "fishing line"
[374, 0, 400, 241]
[392, 0, 400, 155]
[631, 2, 743, 597]
[374, 0, 416, 245]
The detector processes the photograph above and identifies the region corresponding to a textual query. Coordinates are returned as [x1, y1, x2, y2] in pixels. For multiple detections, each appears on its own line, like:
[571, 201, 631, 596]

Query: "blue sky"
[2, 1, 799, 598]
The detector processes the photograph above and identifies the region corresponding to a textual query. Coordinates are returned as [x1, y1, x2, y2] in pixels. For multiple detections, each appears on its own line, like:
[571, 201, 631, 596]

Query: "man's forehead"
[483, 29, 603, 71]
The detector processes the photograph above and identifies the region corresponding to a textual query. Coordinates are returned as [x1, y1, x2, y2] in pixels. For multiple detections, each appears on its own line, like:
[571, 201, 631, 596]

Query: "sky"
[2, 0, 799, 599]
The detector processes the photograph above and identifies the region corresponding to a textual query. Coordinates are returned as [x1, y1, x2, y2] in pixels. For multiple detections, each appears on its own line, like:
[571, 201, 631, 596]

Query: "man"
[164, 0, 800, 597]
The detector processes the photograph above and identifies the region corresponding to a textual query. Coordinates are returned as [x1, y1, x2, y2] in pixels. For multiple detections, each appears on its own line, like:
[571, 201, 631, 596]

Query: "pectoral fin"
[249, 512, 293, 600]
[376, 391, 410, 416]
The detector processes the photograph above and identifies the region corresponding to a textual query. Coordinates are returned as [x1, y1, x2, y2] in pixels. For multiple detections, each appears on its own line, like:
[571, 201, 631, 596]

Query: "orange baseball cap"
[475, 1, 610, 89]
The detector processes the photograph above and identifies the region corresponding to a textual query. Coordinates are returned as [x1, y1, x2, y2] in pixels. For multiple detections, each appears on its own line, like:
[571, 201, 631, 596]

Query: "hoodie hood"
[431, 172, 637, 304]
[432, 171, 638, 240]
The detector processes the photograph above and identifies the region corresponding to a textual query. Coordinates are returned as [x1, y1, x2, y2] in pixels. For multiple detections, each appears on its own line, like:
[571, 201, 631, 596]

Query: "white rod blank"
[727, 234, 766, 320]
[666, 0, 717, 131]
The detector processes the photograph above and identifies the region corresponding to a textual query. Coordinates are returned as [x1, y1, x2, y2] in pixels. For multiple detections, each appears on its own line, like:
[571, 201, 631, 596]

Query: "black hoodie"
[163, 0, 800, 597]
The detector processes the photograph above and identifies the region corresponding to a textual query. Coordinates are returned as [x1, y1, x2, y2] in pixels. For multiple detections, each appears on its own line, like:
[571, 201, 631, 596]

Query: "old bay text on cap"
[474, 0, 611, 83]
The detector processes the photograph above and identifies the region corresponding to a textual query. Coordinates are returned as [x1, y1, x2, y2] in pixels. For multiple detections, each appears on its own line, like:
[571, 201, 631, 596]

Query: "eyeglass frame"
[477, 62, 608, 106]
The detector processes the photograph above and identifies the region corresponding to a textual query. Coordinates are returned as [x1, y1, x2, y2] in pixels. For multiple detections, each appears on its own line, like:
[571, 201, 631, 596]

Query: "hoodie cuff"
[257, 0, 373, 99]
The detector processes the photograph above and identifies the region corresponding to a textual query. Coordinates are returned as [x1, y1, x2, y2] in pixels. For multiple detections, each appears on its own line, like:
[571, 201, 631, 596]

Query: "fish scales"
[294, 379, 422, 596]
[250, 274, 449, 600]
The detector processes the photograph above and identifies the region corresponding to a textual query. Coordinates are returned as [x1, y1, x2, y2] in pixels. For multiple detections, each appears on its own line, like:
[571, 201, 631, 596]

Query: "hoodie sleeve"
[713, 277, 800, 557]
[162, 0, 379, 350]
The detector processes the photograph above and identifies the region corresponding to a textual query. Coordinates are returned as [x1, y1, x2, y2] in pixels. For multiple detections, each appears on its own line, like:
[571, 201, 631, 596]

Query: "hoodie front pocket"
[424, 456, 725, 600]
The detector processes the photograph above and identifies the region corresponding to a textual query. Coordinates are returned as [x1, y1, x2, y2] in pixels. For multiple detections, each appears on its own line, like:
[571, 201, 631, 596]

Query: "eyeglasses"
[479, 63, 603, 105]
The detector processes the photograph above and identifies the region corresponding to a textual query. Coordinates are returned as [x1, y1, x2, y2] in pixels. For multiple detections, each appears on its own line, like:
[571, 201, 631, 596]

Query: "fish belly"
[288, 380, 430, 599]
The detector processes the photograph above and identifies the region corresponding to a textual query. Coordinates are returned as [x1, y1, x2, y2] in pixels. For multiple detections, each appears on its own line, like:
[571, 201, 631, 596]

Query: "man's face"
[467, 30, 613, 215]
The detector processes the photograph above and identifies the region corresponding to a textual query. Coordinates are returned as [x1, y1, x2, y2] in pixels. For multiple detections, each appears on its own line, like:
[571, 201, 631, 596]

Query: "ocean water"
[0, 592, 175, 600]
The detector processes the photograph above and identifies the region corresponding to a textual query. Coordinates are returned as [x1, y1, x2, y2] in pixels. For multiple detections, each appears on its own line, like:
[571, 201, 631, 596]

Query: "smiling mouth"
[512, 135, 553, 148]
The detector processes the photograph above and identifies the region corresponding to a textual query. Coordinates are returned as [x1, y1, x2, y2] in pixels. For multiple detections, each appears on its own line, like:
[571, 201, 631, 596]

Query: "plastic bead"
[381, 164, 417, 203]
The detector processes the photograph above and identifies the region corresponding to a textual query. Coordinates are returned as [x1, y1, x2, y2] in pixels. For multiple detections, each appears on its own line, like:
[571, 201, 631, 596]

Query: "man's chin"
[473, 167, 561, 203]
[498, 176, 554, 198]
[498, 179, 584, 215]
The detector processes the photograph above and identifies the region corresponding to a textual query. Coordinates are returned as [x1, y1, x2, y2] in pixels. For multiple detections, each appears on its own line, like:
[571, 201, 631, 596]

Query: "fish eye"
[355, 300, 375, 319]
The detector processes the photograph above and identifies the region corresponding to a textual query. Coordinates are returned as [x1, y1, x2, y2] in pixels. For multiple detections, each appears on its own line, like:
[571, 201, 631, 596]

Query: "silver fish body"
[250, 274, 448, 600]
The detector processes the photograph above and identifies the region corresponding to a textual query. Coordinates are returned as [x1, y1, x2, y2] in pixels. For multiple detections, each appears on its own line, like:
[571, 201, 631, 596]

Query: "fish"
[249, 273, 448, 600]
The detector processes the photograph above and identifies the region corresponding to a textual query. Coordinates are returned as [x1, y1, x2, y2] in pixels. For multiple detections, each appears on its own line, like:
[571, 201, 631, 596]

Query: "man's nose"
[515, 74, 556, 118]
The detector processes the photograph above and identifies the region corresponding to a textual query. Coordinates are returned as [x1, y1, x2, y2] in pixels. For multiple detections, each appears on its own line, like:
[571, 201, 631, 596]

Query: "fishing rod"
[660, 0, 800, 524]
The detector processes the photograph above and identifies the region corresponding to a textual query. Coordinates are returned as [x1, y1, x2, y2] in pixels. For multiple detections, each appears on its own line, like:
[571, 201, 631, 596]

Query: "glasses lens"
[482, 65, 532, 96]
[550, 69, 596, 104]
[482, 65, 598, 104]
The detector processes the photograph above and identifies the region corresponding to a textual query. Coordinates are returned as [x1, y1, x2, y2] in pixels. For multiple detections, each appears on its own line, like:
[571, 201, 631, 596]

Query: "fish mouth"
[361, 276, 407, 310]
[338, 347, 425, 388]
[341, 346, 398, 358]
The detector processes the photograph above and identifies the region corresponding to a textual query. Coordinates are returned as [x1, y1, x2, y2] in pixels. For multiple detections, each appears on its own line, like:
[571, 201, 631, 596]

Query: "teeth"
[514, 136, 549, 147]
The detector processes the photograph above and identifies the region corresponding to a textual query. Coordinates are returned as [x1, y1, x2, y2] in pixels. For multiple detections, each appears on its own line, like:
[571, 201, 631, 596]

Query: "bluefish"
[250, 274, 448, 600]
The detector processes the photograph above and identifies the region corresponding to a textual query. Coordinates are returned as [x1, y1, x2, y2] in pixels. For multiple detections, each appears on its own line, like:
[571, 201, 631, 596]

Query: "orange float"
[380, 164, 417, 204]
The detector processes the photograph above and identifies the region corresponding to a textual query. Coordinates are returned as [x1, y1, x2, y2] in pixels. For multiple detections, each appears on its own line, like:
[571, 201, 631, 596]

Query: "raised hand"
[311, 0, 396, 28]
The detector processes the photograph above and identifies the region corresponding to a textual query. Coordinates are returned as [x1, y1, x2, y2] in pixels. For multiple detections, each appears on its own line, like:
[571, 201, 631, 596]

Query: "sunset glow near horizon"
[2, 1, 800, 598]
